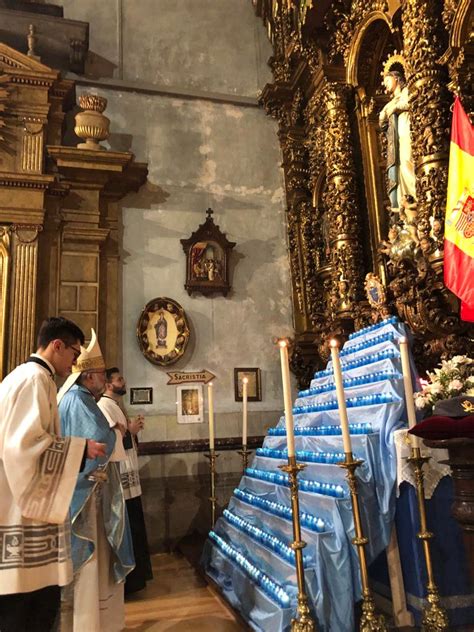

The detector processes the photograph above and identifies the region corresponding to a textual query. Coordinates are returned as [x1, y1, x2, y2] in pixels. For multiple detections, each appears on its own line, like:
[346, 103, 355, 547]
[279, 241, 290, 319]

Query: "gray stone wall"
[60, 0, 294, 550]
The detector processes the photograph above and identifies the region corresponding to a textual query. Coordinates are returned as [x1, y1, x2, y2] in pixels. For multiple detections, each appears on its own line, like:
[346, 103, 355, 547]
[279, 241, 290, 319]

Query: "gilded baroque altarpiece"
[0, 42, 147, 378]
[253, 0, 474, 386]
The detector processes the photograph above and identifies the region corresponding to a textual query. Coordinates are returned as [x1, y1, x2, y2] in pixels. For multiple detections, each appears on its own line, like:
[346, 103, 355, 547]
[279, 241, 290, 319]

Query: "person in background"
[0, 317, 106, 632]
[99, 367, 153, 595]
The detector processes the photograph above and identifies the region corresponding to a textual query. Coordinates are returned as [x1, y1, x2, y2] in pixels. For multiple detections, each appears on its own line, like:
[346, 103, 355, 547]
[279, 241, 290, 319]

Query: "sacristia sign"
[166, 369, 216, 385]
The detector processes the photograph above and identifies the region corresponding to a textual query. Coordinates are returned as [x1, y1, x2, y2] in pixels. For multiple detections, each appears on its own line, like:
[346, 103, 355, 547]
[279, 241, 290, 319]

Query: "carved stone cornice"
[47, 146, 133, 174]
[62, 226, 110, 245]
[0, 42, 58, 86]
[103, 161, 149, 201]
[0, 171, 54, 189]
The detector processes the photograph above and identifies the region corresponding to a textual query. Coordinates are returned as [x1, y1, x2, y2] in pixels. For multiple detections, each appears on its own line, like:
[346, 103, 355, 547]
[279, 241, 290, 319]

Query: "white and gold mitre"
[57, 329, 105, 403]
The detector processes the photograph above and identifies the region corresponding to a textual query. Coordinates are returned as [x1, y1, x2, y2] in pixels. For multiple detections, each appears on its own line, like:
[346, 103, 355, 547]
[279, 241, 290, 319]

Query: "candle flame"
[329, 339, 339, 348]
[399, 336, 407, 344]
[242, 377, 249, 384]
[209, 382, 213, 387]
[278, 339, 287, 348]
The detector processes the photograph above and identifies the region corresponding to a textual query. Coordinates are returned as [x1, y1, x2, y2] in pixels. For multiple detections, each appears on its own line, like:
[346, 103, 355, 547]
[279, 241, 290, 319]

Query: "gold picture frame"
[137, 297, 190, 366]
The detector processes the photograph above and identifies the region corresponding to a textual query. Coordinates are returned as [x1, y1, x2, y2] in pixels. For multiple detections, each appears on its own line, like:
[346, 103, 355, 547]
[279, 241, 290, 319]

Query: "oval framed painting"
[136, 297, 190, 366]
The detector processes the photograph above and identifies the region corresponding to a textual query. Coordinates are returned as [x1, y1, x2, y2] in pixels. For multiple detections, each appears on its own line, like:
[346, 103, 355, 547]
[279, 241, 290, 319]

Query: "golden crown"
[382, 52, 408, 77]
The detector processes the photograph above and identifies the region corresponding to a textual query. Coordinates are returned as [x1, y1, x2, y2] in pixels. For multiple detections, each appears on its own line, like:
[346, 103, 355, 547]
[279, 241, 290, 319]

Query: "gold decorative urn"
[74, 94, 110, 150]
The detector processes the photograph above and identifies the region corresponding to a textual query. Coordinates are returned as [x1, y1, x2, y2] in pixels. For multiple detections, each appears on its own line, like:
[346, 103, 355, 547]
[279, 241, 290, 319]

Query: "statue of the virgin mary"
[379, 54, 417, 215]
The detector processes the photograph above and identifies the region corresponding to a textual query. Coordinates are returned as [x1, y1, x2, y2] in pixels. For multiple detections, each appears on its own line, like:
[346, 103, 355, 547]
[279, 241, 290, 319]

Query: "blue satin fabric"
[202, 320, 470, 630]
[59, 384, 135, 582]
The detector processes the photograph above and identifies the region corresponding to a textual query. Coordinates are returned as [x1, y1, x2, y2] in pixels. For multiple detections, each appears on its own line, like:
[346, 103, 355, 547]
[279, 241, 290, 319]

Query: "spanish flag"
[444, 97, 474, 321]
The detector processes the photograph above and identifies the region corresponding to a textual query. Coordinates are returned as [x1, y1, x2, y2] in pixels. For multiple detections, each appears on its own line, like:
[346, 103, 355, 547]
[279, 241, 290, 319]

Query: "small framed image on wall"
[130, 387, 153, 405]
[176, 384, 204, 424]
[234, 368, 262, 402]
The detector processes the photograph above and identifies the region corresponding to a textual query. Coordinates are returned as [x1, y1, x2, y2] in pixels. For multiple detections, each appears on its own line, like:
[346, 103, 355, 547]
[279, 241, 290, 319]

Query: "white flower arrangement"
[414, 355, 474, 415]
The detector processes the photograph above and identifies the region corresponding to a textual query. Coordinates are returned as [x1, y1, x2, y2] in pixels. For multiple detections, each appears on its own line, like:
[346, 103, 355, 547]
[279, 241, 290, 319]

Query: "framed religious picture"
[130, 387, 153, 405]
[136, 297, 190, 366]
[234, 367, 262, 402]
[181, 207, 236, 297]
[176, 384, 204, 424]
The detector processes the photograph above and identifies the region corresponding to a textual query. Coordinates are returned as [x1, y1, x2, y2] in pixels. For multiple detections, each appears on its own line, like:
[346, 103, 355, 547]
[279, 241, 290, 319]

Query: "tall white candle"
[329, 339, 352, 455]
[279, 340, 296, 457]
[208, 382, 215, 450]
[242, 377, 248, 447]
[399, 337, 420, 447]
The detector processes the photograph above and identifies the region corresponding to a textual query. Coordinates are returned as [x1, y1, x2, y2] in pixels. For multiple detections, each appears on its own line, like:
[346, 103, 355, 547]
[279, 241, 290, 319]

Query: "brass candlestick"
[339, 452, 388, 632]
[406, 446, 449, 631]
[237, 445, 252, 473]
[279, 456, 317, 631]
[204, 449, 219, 527]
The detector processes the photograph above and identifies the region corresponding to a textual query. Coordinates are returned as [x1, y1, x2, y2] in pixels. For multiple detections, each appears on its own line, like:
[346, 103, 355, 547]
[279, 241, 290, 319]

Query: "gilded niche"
[255, 0, 473, 384]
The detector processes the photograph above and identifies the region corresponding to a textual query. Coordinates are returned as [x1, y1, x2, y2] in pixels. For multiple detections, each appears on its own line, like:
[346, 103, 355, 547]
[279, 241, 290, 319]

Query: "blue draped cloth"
[202, 319, 472, 630]
[59, 384, 135, 582]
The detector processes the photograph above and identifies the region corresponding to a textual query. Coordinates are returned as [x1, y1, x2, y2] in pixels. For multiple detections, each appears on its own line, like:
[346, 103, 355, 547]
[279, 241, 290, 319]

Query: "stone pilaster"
[7, 225, 42, 371]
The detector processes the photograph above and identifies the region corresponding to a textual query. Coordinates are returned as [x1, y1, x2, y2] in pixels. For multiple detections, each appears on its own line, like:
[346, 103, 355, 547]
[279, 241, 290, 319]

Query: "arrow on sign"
[166, 370, 216, 385]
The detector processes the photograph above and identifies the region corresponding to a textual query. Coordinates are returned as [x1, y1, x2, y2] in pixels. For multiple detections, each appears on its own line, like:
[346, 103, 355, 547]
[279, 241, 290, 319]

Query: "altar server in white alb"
[0, 317, 106, 632]
[98, 367, 153, 595]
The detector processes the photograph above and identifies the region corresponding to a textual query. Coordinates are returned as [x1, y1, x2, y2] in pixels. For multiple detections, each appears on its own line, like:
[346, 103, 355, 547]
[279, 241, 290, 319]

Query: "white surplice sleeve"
[1, 374, 85, 524]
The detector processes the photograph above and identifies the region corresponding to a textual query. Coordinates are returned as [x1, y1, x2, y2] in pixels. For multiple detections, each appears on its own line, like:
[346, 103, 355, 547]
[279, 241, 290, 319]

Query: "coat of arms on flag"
[444, 98, 474, 321]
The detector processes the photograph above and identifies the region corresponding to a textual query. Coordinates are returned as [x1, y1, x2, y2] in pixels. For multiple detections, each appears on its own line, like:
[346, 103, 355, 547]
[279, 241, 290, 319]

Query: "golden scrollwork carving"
[402, 0, 451, 244]
[321, 82, 364, 318]
[255, 0, 473, 383]
[326, 0, 389, 64]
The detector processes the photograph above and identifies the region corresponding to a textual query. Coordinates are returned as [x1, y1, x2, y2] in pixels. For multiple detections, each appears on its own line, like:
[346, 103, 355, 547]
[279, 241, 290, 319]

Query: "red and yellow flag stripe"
[444, 97, 474, 321]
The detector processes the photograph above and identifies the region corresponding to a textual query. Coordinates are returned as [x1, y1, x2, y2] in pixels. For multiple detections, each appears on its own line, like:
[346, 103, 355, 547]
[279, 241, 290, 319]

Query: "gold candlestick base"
[406, 447, 449, 631]
[279, 457, 318, 631]
[237, 445, 252, 472]
[204, 450, 219, 527]
[338, 452, 388, 632]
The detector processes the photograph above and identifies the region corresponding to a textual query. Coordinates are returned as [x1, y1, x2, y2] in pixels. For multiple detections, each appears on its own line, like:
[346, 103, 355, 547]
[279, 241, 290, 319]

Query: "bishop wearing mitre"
[58, 329, 134, 632]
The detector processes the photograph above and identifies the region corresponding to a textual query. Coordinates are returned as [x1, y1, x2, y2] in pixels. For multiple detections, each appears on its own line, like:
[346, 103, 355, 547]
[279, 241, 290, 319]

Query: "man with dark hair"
[0, 316, 106, 632]
[36, 315, 85, 351]
[98, 367, 153, 595]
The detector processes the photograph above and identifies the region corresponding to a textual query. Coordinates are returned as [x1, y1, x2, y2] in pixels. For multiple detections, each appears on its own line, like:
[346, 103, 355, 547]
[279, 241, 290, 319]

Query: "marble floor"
[124, 552, 247, 631]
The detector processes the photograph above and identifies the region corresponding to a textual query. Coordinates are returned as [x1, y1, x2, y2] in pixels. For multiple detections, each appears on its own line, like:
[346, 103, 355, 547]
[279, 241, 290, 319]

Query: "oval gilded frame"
[136, 297, 190, 366]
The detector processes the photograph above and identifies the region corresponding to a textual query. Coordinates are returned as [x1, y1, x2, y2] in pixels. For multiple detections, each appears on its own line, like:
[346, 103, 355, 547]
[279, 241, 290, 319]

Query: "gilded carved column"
[7, 225, 42, 371]
[321, 82, 364, 320]
[281, 123, 314, 329]
[402, 0, 451, 248]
